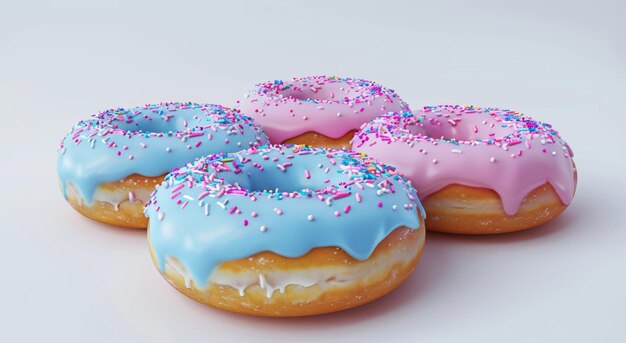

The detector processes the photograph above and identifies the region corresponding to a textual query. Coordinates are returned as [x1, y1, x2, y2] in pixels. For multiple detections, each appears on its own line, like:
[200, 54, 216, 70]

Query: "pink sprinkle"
[377, 202, 383, 208]
[274, 208, 283, 215]
[224, 138, 229, 144]
[243, 219, 248, 226]
[128, 192, 135, 202]
[216, 189, 226, 198]
[229, 206, 238, 214]
[333, 192, 351, 200]
[172, 184, 185, 193]
[171, 192, 181, 199]
[355, 193, 362, 202]
[197, 191, 210, 200]
[277, 164, 286, 172]
[344, 205, 351, 214]
[334, 211, 341, 217]
[195, 141, 202, 148]
[305, 169, 311, 179]
[251, 211, 257, 217]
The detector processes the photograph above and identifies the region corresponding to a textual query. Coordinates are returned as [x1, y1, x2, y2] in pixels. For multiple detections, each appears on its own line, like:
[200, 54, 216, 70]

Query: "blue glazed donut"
[146, 144, 426, 316]
[57, 102, 269, 228]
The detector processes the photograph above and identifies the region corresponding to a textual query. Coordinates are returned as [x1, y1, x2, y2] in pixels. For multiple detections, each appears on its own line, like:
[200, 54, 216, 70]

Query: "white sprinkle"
[157, 212, 164, 221]
[552, 151, 557, 156]
[336, 112, 341, 117]
[128, 192, 135, 202]
[166, 147, 171, 152]
[260, 225, 267, 232]
[490, 157, 496, 163]
[204, 204, 210, 216]
[432, 159, 438, 164]
[128, 155, 134, 160]
[392, 205, 398, 211]
[307, 215, 315, 221]
[540, 139, 547, 145]
[451, 149, 463, 154]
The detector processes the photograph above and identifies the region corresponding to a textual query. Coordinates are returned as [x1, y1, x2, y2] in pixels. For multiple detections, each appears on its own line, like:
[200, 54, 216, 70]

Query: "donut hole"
[111, 108, 201, 133]
[222, 153, 346, 194]
[415, 113, 511, 141]
[278, 81, 345, 102]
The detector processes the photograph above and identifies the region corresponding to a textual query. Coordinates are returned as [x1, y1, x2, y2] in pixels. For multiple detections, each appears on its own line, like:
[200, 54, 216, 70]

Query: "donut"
[145, 144, 425, 316]
[57, 102, 269, 228]
[352, 105, 577, 234]
[238, 76, 409, 149]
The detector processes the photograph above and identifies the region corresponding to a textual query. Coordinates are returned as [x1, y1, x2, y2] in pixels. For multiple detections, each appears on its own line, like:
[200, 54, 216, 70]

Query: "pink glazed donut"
[352, 105, 577, 234]
[239, 76, 409, 149]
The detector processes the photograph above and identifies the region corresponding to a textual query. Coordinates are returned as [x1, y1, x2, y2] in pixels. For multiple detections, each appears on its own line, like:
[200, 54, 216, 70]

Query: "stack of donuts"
[57, 75, 577, 316]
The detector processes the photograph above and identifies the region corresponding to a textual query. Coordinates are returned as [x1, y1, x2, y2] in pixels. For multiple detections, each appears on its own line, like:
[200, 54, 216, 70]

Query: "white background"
[1, 0, 625, 342]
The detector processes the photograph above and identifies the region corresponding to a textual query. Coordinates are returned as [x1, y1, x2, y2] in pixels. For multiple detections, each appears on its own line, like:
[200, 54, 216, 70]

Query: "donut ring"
[353, 105, 577, 234]
[57, 102, 269, 228]
[146, 145, 425, 316]
[239, 76, 409, 149]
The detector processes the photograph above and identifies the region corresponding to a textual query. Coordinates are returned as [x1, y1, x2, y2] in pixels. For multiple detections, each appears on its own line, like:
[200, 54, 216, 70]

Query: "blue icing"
[57, 102, 269, 204]
[146, 145, 424, 288]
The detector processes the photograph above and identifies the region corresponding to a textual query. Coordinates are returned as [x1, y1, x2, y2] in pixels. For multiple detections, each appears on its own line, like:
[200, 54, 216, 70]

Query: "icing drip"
[239, 76, 410, 143]
[352, 105, 576, 215]
[146, 145, 423, 289]
[57, 102, 269, 205]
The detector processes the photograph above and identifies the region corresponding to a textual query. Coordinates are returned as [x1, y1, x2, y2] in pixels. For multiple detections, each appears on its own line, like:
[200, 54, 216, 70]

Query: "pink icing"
[352, 105, 576, 215]
[238, 76, 409, 143]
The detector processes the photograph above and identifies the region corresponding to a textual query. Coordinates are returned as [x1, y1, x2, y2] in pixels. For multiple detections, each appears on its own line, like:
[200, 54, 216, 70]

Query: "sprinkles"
[352, 104, 576, 216]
